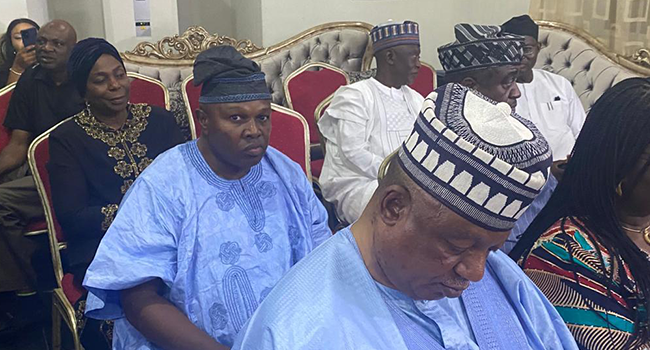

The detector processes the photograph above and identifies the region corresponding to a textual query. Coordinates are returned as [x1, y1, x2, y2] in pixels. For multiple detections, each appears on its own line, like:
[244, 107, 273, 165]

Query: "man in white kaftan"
[503, 15, 586, 161]
[318, 20, 424, 223]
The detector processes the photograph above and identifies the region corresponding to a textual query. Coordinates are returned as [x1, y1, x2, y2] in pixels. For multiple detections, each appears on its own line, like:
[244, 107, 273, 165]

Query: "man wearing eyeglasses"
[497, 15, 586, 253]
[503, 15, 586, 164]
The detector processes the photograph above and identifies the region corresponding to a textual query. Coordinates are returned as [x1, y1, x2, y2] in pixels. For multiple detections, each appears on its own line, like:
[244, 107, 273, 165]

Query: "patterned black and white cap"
[438, 24, 525, 74]
[398, 83, 552, 231]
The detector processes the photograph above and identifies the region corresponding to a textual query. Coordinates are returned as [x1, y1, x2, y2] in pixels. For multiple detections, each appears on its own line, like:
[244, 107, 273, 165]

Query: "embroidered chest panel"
[75, 103, 153, 194]
[75, 104, 153, 229]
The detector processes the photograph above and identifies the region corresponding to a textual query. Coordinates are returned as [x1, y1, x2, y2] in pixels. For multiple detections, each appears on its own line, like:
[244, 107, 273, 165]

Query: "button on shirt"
[4, 65, 84, 136]
[516, 69, 586, 161]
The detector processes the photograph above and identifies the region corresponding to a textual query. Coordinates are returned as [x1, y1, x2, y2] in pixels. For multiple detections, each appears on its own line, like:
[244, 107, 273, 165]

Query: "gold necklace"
[620, 223, 650, 246]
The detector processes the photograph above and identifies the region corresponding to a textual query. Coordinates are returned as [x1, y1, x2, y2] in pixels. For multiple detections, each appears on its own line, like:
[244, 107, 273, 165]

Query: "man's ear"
[384, 49, 396, 65]
[196, 107, 209, 137]
[379, 185, 411, 227]
[459, 76, 478, 89]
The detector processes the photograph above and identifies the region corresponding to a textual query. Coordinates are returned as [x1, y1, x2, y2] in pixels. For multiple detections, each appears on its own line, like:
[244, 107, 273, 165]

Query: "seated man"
[82, 46, 331, 349]
[318, 20, 424, 223]
[500, 16, 586, 253]
[0, 19, 81, 293]
[437, 23, 557, 254]
[48, 37, 185, 349]
[503, 15, 586, 163]
[234, 83, 578, 350]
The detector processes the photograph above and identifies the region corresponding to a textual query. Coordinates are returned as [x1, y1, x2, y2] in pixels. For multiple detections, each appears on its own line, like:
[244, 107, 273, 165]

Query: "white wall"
[103, 0, 180, 51]
[178, 0, 235, 37]
[48, 0, 104, 39]
[232, 0, 263, 46]
[0, 1, 30, 30]
[255, 0, 531, 67]
[26, 0, 50, 26]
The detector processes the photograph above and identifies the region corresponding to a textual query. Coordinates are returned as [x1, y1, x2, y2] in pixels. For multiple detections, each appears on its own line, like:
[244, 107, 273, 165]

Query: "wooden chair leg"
[51, 296, 61, 350]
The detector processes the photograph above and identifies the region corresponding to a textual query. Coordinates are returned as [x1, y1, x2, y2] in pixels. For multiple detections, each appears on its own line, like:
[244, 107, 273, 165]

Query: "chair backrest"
[0, 83, 16, 151]
[313, 93, 334, 155]
[283, 62, 349, 145]
[269, 104, 311, 182]
[182, 75, 201, 139]
[127, 72, 171, 110]
[408, 61, 437, 97]
[28, 117, 72, 286]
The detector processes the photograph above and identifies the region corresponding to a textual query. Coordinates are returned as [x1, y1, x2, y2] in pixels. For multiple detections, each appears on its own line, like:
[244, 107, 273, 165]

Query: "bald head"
[36, 19, 77, 73]
[42, 20, 77, 42]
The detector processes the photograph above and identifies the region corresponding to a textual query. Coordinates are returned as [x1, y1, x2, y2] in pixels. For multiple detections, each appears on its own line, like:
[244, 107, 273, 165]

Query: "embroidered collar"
[74, 103, 151, 146]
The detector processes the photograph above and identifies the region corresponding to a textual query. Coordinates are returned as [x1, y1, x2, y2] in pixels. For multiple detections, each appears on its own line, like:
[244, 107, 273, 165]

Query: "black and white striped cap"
[438, 24, 524, 74]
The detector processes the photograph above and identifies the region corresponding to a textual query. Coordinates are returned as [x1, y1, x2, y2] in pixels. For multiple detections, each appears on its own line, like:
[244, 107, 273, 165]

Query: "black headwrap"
[67, 37, 124, 97]
[502, 15, 539, 41]
[193, 46, 271, 104]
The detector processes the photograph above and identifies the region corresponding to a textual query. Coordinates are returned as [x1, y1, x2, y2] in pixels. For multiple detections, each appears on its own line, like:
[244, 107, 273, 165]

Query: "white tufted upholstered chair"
[123, 23, 373, 139]
[536, 24, 641, 113]
[256, 30, 370, 105]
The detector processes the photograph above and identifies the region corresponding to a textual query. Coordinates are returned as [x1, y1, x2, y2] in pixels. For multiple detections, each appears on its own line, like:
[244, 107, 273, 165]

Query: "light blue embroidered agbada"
[233, 227, 579, 350]
[82, 140, 331, 349]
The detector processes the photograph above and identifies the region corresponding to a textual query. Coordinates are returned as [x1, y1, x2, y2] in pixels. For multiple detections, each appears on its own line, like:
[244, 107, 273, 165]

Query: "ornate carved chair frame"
[537, 20, 650, 76]
[28, 117, 82, 350]
[121, 22, 374, 67]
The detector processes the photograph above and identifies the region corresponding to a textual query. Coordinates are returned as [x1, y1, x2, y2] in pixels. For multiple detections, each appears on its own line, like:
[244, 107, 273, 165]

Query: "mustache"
[439, 277, 469, 290]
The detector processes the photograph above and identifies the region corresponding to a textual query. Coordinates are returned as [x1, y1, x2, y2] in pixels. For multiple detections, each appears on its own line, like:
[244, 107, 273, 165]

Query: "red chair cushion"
[129, 77, 167, 109]
[311, 159, 323, 179]
[61, 273, 85, 305]
[24, 220, 47, 232]
[184, 79, 202, 137]
[408, 65, 436, 97]
[269, 108, 308, 175]
[0, 87, 14, 151]
[286, 68, 347, 145]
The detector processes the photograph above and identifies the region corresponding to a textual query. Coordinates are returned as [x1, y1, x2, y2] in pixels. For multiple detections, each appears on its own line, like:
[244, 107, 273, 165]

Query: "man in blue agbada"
[234, 81, 579, 349]
[82, 45, 331, 349]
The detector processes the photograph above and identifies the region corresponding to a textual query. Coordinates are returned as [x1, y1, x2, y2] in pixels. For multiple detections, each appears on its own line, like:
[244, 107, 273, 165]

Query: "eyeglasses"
[522, 45, 537, 57]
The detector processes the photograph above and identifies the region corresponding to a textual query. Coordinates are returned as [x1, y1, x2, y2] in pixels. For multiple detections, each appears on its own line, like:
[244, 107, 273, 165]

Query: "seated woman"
[48, 38, 184, 348]
[511, 77, 650, 350]
[0, 18, 39, 87]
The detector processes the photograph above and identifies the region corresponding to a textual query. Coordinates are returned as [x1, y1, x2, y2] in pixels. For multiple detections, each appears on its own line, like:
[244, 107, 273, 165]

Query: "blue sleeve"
[305, 177, 331, 247]
[488, 251, 579, 350]
[83, 177, 181, 320]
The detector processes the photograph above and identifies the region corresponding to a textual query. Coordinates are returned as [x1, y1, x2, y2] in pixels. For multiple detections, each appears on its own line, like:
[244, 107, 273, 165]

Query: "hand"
[551, 158, 569, 182]
[12, 45, 37, 73]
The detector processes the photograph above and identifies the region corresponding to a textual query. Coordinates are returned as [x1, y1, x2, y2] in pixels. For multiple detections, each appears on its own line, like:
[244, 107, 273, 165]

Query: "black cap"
[502, 15, 539, 41]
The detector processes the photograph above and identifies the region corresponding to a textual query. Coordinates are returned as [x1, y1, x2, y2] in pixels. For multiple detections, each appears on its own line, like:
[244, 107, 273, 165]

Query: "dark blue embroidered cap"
[193, 46, 272, 104]
[370, 20, 420, 53]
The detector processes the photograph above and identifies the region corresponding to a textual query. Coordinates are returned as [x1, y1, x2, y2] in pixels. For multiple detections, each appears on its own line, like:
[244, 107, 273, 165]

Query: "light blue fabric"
[502, 174, 558, 254]
[82, 140, 331, 349]
[233, 227, 578, 350]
